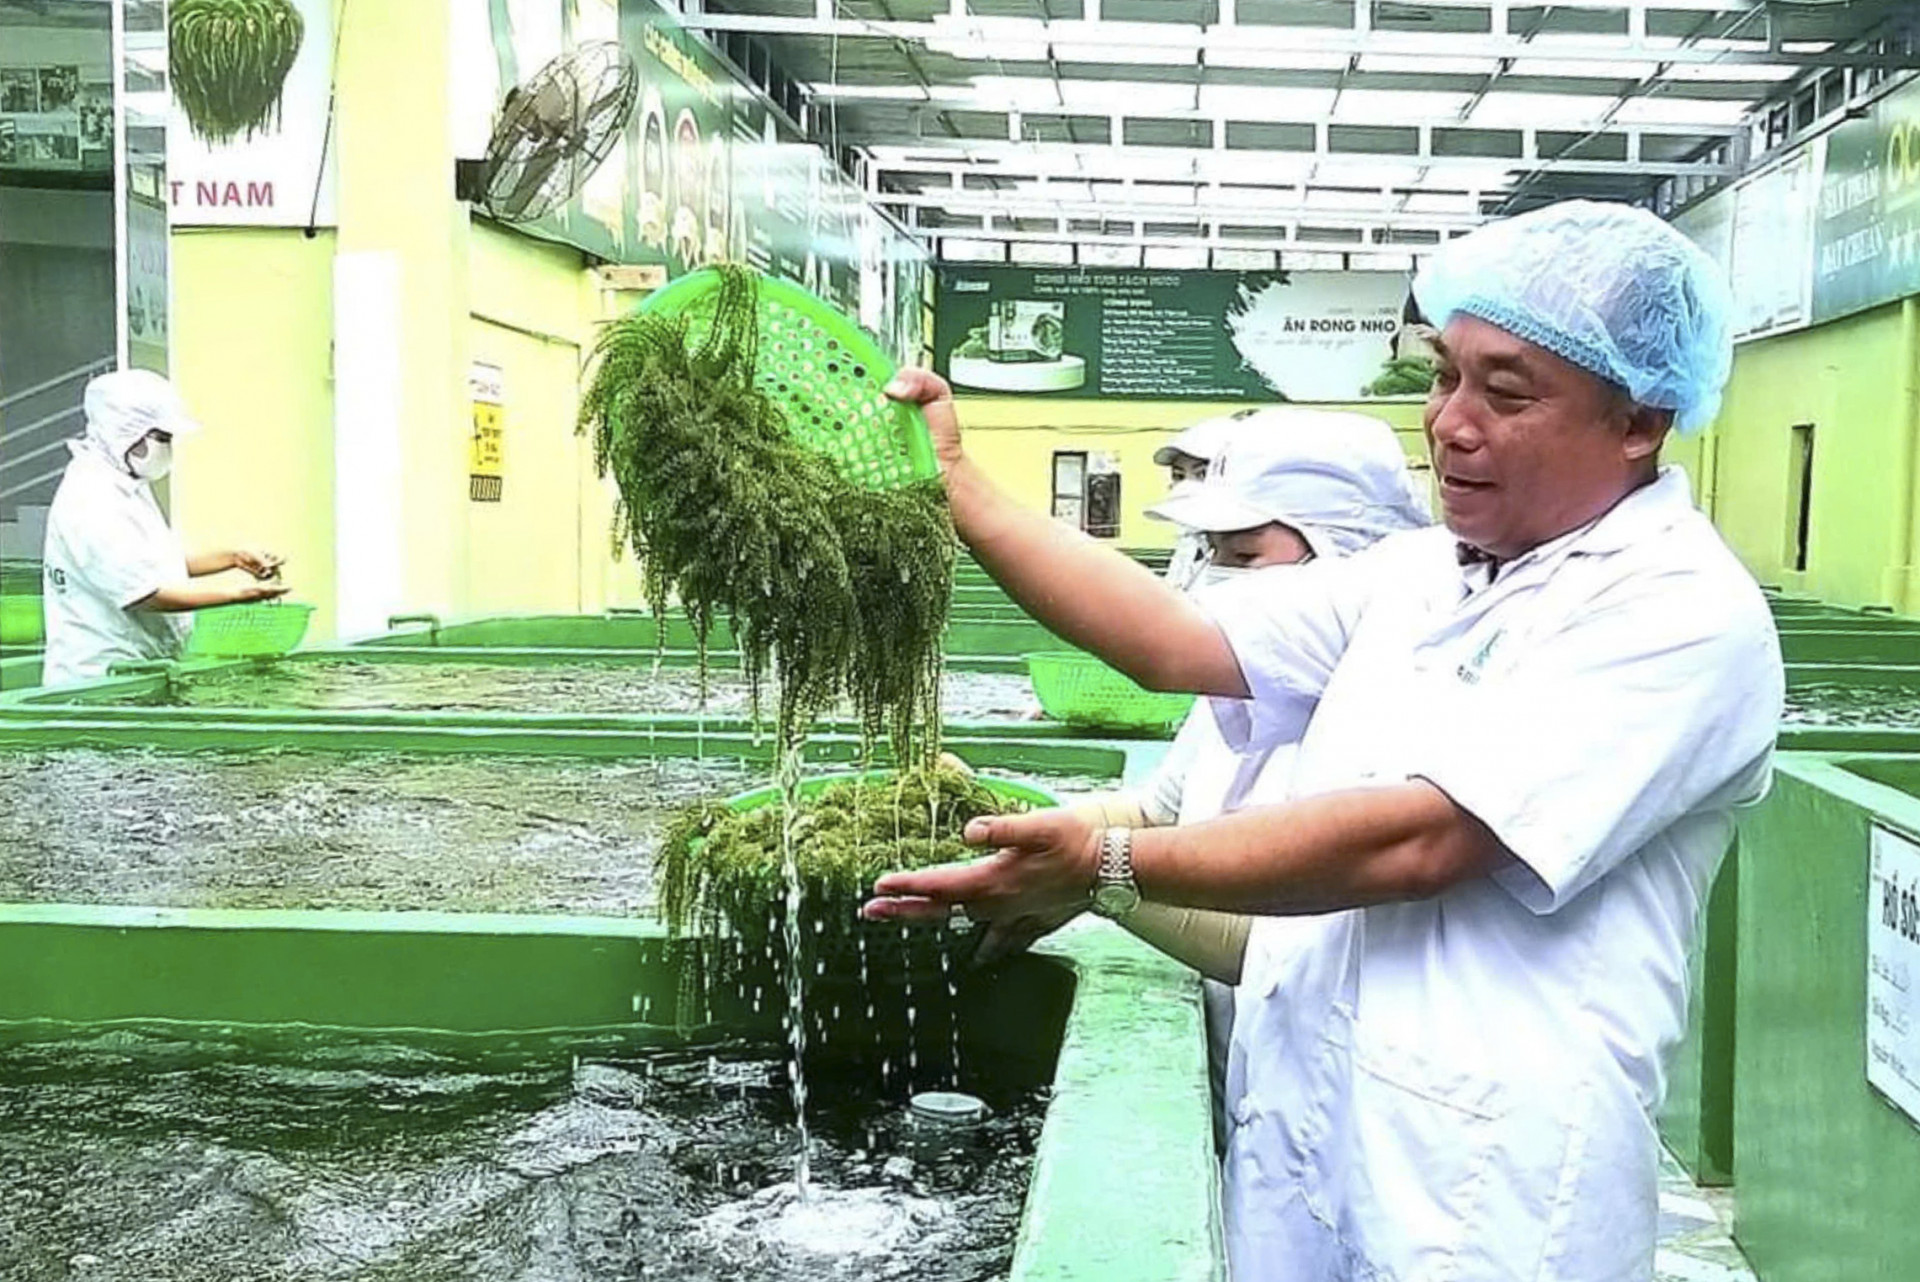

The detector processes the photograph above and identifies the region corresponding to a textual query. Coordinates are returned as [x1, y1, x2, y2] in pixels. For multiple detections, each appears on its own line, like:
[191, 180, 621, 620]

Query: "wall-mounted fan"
[462, 40, 638, 224]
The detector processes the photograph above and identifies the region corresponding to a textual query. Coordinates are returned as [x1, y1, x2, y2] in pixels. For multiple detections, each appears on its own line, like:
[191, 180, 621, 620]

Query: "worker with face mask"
[40, 370, 287, 687]
[1154, 413, 1233, 592]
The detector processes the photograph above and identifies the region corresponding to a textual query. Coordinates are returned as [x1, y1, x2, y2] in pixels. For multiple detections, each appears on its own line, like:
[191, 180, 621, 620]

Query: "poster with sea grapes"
[166, 0, 337, 226]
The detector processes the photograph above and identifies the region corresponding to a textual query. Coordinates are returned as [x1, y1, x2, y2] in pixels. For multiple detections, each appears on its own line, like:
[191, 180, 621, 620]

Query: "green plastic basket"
[642, 267, 939, 491]
[705, 769, 1058, 993]
[1026, 650, 1196, 734]
[184, 601, 314, 659]
[724, 768, 1057, 814]
[0, 595, 44, 646]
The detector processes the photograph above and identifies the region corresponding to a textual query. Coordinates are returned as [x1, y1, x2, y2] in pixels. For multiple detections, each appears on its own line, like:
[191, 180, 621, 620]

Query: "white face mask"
[126, 437, 172, 482]
[1198, 565, 1254, 588]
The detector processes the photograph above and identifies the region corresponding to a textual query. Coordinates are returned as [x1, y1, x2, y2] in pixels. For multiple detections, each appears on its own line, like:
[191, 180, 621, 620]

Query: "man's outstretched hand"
[861, 806, 1102, 928]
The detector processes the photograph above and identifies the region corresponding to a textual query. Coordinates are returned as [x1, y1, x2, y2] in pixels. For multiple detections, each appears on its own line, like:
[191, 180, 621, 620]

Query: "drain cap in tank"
[910, 1091, 988, 1127]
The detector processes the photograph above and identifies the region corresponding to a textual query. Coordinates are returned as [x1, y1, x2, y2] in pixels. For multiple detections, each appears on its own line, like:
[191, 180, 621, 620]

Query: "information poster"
[166, 0, 337, 226]
[1813, 76, 1920, 325]
[468, 362, 506, 503]
[1672, 187, 1735, 279]
[1869, 825, 1920, 1126]
[1729, 146, 1821, 339]
[934, 266, 1414, 402]
[0, 40, 109, 175]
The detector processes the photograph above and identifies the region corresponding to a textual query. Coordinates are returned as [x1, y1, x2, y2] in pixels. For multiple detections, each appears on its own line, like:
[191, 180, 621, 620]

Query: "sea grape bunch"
[578, 263, 956, 763]
[658, 766, 1022, 941]
[170, 0, 306, 146]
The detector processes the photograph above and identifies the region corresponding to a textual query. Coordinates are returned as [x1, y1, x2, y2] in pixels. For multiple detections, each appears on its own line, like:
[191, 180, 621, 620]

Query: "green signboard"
[934, 265, 1417, 402]
[1812, 79, 1920, 325]
[473, 0, 928, 362]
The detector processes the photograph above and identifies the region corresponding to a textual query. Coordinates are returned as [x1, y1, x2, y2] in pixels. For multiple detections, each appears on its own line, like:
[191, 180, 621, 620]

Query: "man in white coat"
[870, 201, 1782, 1280]
[41, 370, 287, 687]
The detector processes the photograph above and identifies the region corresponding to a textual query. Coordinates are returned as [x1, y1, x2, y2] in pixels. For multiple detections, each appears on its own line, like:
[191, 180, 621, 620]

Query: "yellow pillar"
[1894, 297, 1920, 614]
[331, 0, 470, 634]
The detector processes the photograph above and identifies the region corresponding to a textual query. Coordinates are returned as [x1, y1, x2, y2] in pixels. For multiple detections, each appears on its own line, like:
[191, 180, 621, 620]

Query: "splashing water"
[777, 743, 815, 1197]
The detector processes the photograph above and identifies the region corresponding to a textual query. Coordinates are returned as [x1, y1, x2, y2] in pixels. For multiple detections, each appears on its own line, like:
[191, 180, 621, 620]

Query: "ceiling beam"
[674, 15, 1920, 72]
[868, 136, 1737, 180]
[808, 88, 1748, 139]
[921, 223, 1434, 256]
[1373, 0, 1762, 9]
[881, 166, 1492, 207]
[878, 191, 1485, 230]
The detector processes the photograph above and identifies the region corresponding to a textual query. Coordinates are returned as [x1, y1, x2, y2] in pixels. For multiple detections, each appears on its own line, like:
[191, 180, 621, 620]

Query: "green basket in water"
[642, 268, 939, 491]
[724, 769, 1057, 814]
[0, 595, 44, 646]
[1027, 650, 1196, 734]
[185, 601, 314, 658]
[710, 769, 1059, 993]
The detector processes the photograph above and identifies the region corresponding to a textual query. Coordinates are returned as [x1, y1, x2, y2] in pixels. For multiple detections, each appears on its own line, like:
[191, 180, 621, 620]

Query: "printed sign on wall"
[1813, 77, 1920, 325]
[1729, 146, 1822, 340]
[468, 362, 506, 503]
[1868, 824, 1920, 1127]
[935, 266, 1418, 402]
[0, 58, 103, 174]
[167, 0, 337, 227]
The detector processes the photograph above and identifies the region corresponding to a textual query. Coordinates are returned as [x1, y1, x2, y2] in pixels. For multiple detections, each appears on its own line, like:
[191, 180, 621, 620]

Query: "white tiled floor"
[1655, 1149, 1759, 1282]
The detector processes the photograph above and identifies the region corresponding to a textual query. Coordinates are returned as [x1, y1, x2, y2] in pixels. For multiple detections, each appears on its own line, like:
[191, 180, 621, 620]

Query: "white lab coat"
[1137, 568, 1315, 1156]
[1205, 469, 1782, 1280]
[1140, 696, 1295, 830]
[41, 446, 192, 687]
[1139, 693, 1304, 1154]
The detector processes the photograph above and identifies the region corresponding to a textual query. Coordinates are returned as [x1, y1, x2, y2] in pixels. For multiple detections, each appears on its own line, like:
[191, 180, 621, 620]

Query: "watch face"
[1093, 882, 1140, 918]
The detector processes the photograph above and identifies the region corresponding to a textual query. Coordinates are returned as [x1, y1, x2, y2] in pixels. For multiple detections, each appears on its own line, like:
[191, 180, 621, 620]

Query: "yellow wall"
[960, 397, 1433, 548]
[463, 225, 595, 618]
[170, 228, 340, 640]
[1709, 298, 1918, 608]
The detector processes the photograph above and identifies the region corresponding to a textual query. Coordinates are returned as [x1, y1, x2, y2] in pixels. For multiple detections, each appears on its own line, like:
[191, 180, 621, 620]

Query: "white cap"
[1152, 414, 1236, 468]
[1146, 408, 1431, 558]
[82, 369, 201, 459]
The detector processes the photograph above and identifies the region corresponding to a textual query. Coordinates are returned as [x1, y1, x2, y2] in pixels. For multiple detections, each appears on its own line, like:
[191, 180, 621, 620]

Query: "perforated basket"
[723, 769, 1057, 815]
[184, 601, 314, 659]
[1026, 650, 1196, 735]
[701, 769, 1058, 986]
[641, 268, 940, 491]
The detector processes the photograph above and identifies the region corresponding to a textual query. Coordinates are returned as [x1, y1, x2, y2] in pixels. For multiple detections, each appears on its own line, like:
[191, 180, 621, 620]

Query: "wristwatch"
[1089, 826, 1142, 920]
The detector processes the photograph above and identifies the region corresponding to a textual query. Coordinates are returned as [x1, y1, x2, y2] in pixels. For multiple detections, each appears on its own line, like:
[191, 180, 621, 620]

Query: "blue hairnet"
[1413, 200, 1734, 435]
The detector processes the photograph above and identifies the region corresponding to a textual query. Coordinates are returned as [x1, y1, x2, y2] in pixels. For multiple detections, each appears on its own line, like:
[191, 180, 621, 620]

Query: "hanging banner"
[1728, 146, 1821, 340]
[166, 0, 338, 227]
[1813, 78, 1920, 325]
[452, 0, 929, 363]
[934, 266, 1416, 402]
[1672, 188, 1734, 279]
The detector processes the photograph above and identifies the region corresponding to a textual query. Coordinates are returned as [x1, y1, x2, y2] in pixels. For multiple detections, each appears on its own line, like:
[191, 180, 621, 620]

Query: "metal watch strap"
[1091, 826, 1141, 919]
[1098, 826, 1133, 886]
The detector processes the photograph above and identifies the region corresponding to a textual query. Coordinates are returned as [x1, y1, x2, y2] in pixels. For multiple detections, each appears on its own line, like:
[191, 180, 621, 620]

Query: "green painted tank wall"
[1710, 299, 1920, 612]
[1729, 755, 1920, 1282]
